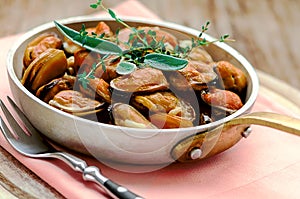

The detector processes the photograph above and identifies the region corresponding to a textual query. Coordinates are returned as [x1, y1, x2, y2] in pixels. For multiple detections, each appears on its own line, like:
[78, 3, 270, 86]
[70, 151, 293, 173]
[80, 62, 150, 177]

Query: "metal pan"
[6, 16, 300, 172]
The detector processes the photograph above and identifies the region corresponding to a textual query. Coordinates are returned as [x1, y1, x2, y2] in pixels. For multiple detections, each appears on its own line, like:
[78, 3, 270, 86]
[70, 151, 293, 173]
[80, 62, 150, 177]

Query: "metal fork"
[0, 96, 143, 199]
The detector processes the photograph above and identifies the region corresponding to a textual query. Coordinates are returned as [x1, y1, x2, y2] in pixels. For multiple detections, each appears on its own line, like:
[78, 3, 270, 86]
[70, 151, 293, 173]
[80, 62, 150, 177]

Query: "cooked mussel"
[63, 22, 113, 55]
[167, 60, 217, 91]
[110, 68, 169, 93]
[131, 91, 196, 122]
[201, 88, 243, 113]
[149, 113, 194, 129]
[36, 74, 75, 103]
[63, 37, 84, 55]
[111, 103, 157, 129]
[213, 61, 247, 93]
[73, 49, 101, 75]
[21, 48, 68, 93]
[79, 77, 111, 103]
[117, 26, 178, 50]
[90, 21, 114, 37]
[23, 32, 62, 68]
[187, 46, 214, 64]
[49, 90, 105, 116]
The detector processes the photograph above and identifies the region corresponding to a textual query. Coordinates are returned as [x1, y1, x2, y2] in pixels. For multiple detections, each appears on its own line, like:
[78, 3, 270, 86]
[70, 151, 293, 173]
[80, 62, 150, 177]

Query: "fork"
[0, 96, 143, 199]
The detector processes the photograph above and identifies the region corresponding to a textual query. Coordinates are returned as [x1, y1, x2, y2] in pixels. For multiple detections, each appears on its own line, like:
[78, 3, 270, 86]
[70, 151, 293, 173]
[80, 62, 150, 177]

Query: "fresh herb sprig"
[55, 0, 233, 88]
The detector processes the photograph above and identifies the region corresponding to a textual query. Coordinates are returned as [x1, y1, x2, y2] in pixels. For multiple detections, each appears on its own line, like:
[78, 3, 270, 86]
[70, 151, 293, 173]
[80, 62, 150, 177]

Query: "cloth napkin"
[1, 0, 300, 198]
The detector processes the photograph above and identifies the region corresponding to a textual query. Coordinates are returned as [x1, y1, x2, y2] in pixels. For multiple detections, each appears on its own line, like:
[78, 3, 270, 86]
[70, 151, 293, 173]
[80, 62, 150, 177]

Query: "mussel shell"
[21, 48, 68, 93]
[23, 32, 62, 68]
[110, 68, 169, 93]
[79, 77, 112, 103]
[149, 113, 194, 129]
[187, 46, 214, 64]
[213, 61, 247, 94]
[201, 88, 244, 114]
[111, 103, 157, 129]
[49, 90, 105, 116]
[131, 91, 196, 122]
[36, 74, 75, 103]
[118, 26, 178, 50]
[167, 60, 218, 91]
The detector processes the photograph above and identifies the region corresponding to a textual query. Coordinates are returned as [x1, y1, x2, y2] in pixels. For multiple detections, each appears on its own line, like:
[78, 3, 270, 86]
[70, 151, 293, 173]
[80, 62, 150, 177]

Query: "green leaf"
[108, 9, 117, 19]
[116, 61, 137, 75]
[54, 21, 122, 55]
[144, 53, 188, 71]
[90, 4, 98, 9]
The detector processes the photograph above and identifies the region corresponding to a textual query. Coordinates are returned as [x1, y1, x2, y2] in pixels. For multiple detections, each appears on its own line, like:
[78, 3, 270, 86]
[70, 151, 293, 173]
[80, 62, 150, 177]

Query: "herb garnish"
[54, 0, 232, 88]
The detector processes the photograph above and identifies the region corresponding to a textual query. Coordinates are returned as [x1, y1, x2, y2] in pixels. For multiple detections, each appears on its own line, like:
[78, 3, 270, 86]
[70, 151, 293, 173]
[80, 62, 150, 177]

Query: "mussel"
[111, 103, 157, 129]
[117, 26, 178, 50]
[131, 91, 196, 122]
[79, 77, 111, 103]
[49, 90, 105, 116]
[21, 48, 68, 93]
[187, 46, 214, 64]
[36, 74, 75, 103]
[149, 113, 194, 129]
[63, 22, 113, 55]
[201, 88, 244, 113]
[110, 68, 169, 93]
[168, 60, 217, 91]
[73, 49, 101, 75]
[23, 32, 62, 68]
[213, 61, 247, 93]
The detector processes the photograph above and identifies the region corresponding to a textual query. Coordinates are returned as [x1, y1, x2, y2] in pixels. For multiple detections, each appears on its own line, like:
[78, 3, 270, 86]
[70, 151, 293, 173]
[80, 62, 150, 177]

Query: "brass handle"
[226, 112, 300, 136]
[172, 112, 300, 163]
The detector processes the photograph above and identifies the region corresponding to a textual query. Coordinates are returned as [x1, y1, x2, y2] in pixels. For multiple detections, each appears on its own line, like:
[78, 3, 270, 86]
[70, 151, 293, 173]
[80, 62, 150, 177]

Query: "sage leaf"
[116, 61, 137, 75]
[54, 21, 122, 55]
[144, 53, 188, 71]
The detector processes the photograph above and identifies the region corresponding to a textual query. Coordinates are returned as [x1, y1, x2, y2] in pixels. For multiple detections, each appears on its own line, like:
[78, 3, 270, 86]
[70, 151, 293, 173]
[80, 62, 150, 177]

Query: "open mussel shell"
[213, 60, 247, 94]
[110, 68, 169, 93]
[149, 113, 194, 129]
[118, 26, 178, 50]
[79, 77, 111, 103]
[21, 48, 68, 93]
[36, 74, 75, 103]
[131, 91, 196, 122]
[23, 32, 62, 68]
[167, 60, 218, 91]
[201, 88, 244, 114]
[49, 90, 105, 116]
[111, 103, 157, 129]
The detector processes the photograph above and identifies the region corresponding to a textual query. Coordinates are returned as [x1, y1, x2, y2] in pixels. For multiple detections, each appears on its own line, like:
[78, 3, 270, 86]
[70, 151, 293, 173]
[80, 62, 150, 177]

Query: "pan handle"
[225, 111, 300, 136]
[172, 112, 300, 163]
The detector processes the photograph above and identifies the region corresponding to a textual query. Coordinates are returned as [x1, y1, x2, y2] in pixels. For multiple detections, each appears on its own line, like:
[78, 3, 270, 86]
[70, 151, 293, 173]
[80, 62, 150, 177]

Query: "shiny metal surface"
[0, 97, 143, 199]
[6, 16, 259, 165]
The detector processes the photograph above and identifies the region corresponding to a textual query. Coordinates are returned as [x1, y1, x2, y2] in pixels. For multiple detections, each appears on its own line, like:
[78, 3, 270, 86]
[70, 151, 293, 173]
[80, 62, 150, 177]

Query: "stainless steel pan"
[6, 16, 300, 171]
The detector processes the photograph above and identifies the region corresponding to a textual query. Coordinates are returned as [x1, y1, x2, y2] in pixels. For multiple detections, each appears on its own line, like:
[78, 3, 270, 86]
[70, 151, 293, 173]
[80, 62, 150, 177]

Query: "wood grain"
[0, 0, 299, 90]
[0, 146, 64, 199]
[0, 1, 299, 198]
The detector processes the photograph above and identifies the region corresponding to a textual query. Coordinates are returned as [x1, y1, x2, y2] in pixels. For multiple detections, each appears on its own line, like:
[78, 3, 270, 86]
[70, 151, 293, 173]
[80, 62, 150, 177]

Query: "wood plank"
[0, 0, 299, 89]
[137, 0, 300, 90]
[0, 146, 64, 199]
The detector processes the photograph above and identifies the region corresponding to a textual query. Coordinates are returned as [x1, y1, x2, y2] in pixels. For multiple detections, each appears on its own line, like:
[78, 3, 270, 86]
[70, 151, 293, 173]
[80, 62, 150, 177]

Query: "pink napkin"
[1, 1, 300, 198]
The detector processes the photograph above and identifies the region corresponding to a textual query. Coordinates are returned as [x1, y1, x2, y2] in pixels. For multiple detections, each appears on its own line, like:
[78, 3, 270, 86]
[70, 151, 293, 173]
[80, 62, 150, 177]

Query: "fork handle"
[51, 152, 143, 199]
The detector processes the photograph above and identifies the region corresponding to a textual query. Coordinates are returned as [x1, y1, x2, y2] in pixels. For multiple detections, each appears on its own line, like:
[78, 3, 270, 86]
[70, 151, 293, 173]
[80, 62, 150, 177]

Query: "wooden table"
[1, 0, 299, 90]
[0, 1, 300, 198]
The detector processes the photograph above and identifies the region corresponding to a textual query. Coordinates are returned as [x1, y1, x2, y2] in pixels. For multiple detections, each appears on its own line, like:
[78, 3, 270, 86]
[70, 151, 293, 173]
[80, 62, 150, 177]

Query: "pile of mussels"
[21, 21, 247, 129]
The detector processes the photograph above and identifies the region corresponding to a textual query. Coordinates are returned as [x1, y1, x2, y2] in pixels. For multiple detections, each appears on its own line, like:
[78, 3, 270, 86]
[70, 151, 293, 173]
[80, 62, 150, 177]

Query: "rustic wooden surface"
[0, 0, 299, 198]
[0, 0, 299, 90]
[0, 146, 64, 199]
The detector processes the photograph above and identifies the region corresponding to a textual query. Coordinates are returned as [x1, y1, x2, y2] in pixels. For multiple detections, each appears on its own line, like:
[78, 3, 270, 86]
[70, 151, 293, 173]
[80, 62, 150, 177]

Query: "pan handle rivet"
[190, 148, 202, 160]
[242, 127, 252, 138]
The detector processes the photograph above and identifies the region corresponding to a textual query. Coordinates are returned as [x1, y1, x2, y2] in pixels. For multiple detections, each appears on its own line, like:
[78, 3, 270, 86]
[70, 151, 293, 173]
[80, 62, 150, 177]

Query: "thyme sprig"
[55, 0, 233, 88]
